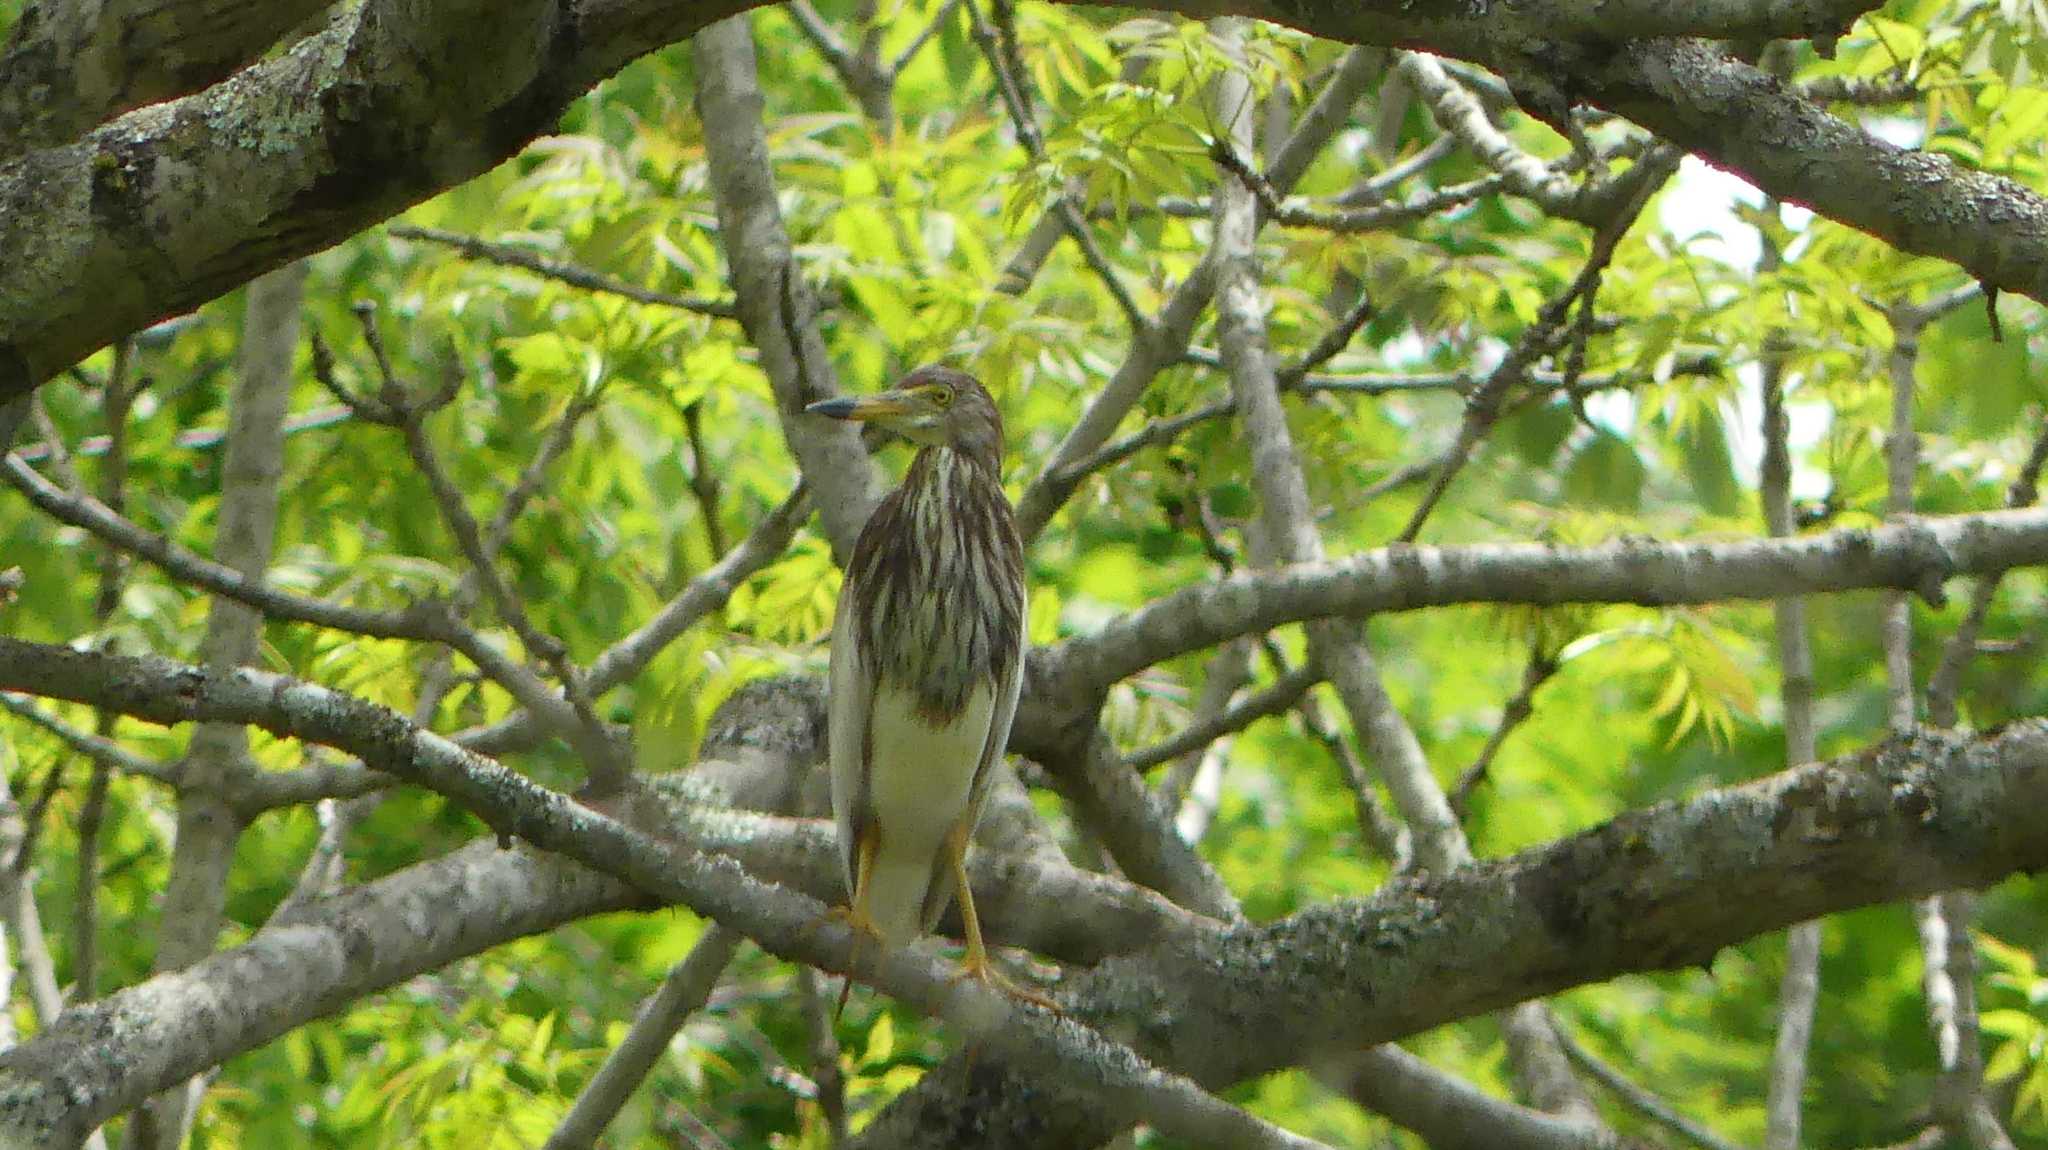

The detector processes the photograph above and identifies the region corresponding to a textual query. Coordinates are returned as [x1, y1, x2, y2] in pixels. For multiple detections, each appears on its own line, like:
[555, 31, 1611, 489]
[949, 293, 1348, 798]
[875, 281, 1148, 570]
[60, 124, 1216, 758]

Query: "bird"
[804, 365, 1040, 1006]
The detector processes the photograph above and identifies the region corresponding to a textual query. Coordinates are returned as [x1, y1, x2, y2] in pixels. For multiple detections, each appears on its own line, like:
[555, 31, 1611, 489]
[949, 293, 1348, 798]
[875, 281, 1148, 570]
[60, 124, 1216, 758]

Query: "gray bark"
[0, 0, 337, 155]
[1042, 507, 2048, 701]
[7, 634, 2048, 1150]
[5, 1, 2046, 413]
[693, 16, 879, 560]
[126, 260, 305, 1150]
[849, 720, 2048, 1149]
[1212, 26, 1594, 1127]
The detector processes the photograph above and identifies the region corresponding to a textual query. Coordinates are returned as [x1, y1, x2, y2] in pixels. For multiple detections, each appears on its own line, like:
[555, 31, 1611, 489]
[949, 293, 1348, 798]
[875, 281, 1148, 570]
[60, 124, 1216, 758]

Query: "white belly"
[860, 679, 994, 943]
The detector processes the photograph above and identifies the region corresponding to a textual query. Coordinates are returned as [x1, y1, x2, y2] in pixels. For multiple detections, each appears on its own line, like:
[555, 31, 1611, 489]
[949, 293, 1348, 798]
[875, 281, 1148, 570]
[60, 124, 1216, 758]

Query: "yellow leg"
[946, 822, 1058, 1011]
[819, 825, 882, 1020]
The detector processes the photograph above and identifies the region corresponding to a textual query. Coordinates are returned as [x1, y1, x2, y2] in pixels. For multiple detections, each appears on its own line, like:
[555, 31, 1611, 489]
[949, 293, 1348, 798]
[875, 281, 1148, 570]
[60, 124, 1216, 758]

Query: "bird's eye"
[931, 385, 955, 408]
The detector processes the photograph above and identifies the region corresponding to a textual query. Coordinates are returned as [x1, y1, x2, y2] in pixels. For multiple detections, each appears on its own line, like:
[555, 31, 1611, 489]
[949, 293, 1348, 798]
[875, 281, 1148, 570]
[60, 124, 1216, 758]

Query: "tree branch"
[853, 719, 2048, 1148]
[1012, 46, 1381, 541]
[0, 0, 336, 155]
[541, 926, 743, 1149]
[694, 14, 879, 561]
[388, 224, 737, 317]
[1557, 1028, 1742, 1150]
[1044, 507, 2048, 701]
[7, 636, 2048, 1150]
[1131, 661, 1317, 773]
[1573, 40, 2048, 303]
[128, 260, 306, 1150]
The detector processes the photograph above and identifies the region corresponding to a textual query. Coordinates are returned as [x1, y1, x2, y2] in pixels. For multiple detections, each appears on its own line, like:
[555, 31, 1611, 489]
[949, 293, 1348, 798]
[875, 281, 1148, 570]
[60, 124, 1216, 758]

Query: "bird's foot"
[951, 948, 1061, 1013]
[817, 902, 884, 941]
[808, 904, 885, 1020]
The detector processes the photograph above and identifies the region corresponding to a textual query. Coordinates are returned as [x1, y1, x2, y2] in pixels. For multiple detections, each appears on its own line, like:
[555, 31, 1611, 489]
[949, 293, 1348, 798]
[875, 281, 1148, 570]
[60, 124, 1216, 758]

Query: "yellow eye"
[931, 384, 955, 408]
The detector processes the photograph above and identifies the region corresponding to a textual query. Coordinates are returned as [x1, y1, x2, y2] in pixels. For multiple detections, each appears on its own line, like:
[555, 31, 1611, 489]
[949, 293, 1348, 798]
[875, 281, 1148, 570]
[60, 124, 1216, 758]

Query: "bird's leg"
[814, 824, 884, 1020]
[946, 821, 1058, 1011]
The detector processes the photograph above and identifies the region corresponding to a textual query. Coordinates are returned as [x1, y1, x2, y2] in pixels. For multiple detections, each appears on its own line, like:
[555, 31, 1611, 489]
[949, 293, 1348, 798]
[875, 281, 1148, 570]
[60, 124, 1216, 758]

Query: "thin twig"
[888, 0, 962, 76]
[965, 0, 1147, 332]
[1157, 641, 1254, 843]
[1283, 353, 1719, 396]
[1331, 134, 1457, 207]
[42, 339, 132, 1002]
[1123, 167, 1508, 233]
[1277, 290, 1377, 386]
[1449, 643, 1560, 818]
[378, 345, 632, 792]
[1049, 400, 1235, 488]
[543, 926, 743, 1150]
[456, 484, 810, 756]
[1012, 47, 1380, 541]
[682, 400, 729, 559]
[0, 695, 178, 787]
[9, 404, 352, 466]
[1130, 662, 1320, 772]
[785, 0, 858, 74]
[1291, 684, 1412, 868]
[1396, 148, 1679, 542]
[1558, 1028, 1744, 1150]
[798, 967, 849, 1146]
[390, 225, 736, 318]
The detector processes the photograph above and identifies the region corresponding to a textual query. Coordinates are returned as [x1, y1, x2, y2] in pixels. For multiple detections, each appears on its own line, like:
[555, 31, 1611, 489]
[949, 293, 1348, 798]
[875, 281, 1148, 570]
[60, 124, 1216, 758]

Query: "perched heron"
[805, 365, 1034, 1002]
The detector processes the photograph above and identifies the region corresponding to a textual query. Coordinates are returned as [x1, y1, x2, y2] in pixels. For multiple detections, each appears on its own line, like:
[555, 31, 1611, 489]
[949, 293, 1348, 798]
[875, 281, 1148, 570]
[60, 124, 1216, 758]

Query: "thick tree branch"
[1043, 507, 2048, 700]
[0, 838, 644, 1148]
[854, 719, 2048, 1149]
[0, 647, 1328, 1150]
[1571, 40, 2048, 303]
[0, 0, 751, 405]
[8, 3, 2044, 414]
[0, 0, 336, 155]
[7, 636, 2048, 1150]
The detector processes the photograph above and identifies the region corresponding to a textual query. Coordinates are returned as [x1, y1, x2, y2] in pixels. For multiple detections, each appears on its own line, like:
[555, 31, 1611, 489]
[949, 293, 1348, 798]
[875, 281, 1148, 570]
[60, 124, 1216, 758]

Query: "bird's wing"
[967, 603, 1028, 826]
[826, 575, 872, 901]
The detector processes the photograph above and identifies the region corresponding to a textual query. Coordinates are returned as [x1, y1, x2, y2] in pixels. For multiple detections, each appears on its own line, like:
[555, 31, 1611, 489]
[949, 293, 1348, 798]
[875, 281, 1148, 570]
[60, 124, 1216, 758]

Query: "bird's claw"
[952, 951, 1061, 1013]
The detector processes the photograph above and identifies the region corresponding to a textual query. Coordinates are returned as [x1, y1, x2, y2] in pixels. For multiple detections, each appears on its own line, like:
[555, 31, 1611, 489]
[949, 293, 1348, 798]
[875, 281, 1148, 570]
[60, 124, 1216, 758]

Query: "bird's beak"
[805, 391, 918, 421]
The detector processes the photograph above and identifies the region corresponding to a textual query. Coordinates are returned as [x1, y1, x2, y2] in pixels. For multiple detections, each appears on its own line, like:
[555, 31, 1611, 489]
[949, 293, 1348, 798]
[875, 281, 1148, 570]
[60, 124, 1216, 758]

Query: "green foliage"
[1981, 934, 2048, 1139]
[6, 0, 2048, 1146]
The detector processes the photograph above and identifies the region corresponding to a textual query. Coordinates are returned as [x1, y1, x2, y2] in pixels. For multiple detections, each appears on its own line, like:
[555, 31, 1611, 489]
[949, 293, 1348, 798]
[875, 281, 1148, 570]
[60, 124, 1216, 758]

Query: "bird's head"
[804, 366, 1003, 464]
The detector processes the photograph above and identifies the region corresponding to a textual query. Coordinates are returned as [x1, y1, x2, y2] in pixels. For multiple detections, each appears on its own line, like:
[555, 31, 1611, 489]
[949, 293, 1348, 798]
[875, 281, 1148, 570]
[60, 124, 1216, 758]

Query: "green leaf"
[1206, 482, 1255, 518]
[1676, 408, 1742, 516]
[1562, 431, 1646, 512]
[862, 1011, 896, 1065]
[1503, 400, 1575, 467]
